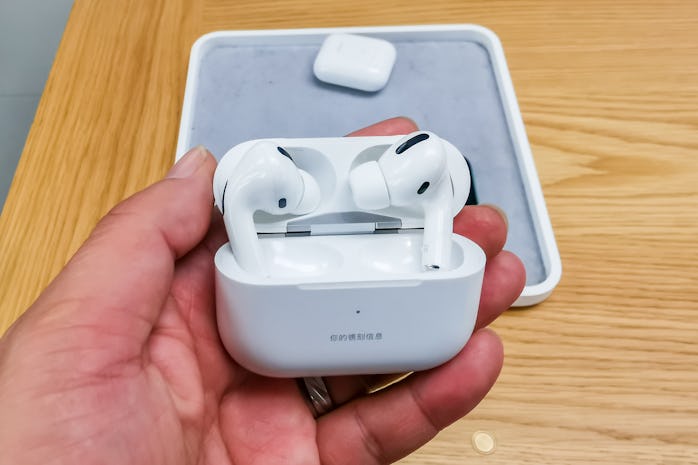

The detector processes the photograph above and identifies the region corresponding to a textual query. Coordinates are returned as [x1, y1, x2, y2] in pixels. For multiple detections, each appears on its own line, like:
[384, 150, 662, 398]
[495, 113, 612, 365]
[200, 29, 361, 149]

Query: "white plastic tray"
[176, 24, 561, 305]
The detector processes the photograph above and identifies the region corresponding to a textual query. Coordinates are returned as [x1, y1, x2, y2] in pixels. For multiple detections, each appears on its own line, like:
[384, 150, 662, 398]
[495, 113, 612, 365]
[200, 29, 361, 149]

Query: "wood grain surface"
[1, 1, 697, 463]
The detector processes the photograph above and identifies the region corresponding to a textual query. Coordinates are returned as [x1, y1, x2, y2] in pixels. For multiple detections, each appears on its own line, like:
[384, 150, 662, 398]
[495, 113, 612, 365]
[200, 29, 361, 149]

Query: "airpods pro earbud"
[349, 131, 454, 270]
[218, 141, 321, 274]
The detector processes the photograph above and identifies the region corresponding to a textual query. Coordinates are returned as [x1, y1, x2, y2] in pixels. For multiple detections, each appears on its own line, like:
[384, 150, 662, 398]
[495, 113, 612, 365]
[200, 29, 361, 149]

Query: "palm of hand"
[2, 223, 318, 465]
[133, 236, 320, 465]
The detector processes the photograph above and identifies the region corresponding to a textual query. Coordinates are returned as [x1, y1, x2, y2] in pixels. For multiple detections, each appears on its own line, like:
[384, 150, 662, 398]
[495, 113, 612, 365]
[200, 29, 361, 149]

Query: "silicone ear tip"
[296, 170, 322, 214]
[349, 161, 390, 210]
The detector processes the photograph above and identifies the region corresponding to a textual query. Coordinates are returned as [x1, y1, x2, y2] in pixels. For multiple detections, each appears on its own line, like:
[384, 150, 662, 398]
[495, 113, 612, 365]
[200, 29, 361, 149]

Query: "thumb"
[33, 146, 217, 336]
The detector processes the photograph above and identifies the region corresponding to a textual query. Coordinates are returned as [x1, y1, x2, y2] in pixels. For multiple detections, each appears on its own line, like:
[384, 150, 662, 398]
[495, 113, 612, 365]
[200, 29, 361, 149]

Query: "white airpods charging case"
[213, 136, 486, 377]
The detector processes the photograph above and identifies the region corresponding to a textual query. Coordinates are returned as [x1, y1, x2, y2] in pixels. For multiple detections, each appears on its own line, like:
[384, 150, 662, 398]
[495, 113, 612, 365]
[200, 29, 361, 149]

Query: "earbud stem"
[421, 179, 453, 270]
[223, 195, 267, 275]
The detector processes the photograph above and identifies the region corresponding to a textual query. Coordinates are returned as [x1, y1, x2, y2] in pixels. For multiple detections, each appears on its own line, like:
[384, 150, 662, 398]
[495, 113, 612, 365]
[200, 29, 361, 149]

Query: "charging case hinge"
[284, 219, 402, 237]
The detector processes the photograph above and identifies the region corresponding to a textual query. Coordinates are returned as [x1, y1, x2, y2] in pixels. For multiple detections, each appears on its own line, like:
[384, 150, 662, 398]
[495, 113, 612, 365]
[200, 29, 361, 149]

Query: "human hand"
[0, 117, 525, 465]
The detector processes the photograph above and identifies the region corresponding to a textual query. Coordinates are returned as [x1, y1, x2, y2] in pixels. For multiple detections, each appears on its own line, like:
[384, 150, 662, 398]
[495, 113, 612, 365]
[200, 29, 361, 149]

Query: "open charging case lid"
[212, 136, 471, 237]
[176, 24, 562, 306]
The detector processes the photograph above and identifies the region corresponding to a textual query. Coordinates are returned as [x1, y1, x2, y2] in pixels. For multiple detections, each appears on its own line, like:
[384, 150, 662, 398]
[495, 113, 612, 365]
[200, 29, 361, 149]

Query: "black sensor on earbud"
[221, 181, 229, 215]
[277, 146, 293, 161]
[395, 133, 430, 154]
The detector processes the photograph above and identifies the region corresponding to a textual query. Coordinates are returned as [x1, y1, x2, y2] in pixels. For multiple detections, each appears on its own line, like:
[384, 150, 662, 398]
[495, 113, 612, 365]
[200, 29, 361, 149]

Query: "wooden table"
[1, 1, 696, 463]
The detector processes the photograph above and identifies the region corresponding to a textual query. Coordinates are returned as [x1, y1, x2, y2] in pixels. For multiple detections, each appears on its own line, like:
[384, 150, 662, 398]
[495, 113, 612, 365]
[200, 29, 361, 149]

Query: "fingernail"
[482, 204, 509, 229]
[167, 145, 209, 179]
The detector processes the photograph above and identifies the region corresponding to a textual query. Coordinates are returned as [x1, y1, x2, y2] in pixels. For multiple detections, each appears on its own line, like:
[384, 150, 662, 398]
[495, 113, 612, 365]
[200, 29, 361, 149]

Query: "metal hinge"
[284, 213, 402, 237]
